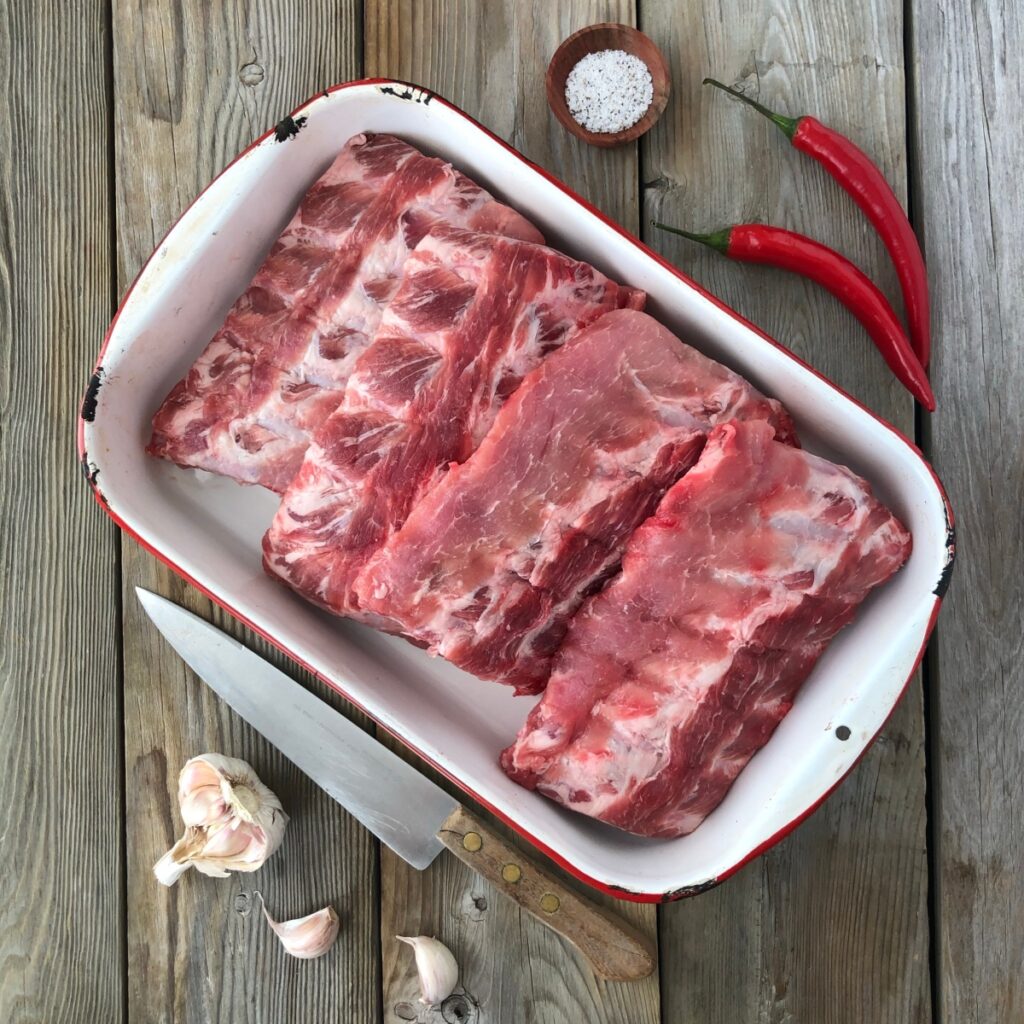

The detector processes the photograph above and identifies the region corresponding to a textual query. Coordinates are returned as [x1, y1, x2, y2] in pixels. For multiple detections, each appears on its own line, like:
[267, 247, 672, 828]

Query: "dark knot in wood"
[441, 993, 476, 1023]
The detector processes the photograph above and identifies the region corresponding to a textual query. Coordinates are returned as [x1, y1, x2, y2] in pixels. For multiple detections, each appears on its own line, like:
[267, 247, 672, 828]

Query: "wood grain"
[909, 1, 1024, 1020]
[110, 4, 378, 1022]
[366, 3, 661, 1023]
[641, 2, 931, 1021]
[0, 2, 122, 1021]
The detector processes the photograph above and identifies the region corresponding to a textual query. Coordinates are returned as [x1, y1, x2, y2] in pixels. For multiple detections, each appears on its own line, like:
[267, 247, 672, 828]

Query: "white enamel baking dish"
[79, 80, 954, 901]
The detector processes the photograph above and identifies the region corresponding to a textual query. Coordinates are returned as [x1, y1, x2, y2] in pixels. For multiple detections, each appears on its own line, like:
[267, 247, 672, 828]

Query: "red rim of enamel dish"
[77, 78, 954, 903]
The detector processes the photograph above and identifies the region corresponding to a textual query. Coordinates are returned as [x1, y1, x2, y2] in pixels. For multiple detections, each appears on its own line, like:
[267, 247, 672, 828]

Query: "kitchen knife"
[137, 588, 655, 982]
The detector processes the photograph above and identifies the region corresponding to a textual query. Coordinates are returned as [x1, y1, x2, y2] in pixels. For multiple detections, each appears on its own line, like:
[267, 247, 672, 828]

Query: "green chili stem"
[702, 78, 800, 139]
[652, 222, 732, 254]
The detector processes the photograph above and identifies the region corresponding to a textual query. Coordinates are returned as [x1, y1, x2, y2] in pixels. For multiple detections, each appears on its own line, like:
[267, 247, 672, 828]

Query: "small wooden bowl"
[546, 23, 670, 148]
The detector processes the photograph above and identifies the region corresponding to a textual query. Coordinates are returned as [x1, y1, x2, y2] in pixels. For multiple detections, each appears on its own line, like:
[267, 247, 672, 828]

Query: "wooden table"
[3, 1, 1020, 1021]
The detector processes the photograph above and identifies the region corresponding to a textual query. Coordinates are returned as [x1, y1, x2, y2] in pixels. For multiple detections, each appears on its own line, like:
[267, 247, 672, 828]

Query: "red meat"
[262, 229, 645, 619]
[501, 419, 911, 837]
[147, 134, 542, 491]
[357, 311, 797, 692]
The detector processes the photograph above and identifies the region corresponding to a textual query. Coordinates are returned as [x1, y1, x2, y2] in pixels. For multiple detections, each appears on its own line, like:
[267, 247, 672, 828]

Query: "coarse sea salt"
[565, 49, 654, 134]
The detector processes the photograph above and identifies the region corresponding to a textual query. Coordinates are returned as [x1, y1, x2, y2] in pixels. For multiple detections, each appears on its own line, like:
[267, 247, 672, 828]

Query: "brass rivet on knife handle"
[438, 805, 655, 982]
[539, 893, 560, 914]
[501, 863, 522, 883]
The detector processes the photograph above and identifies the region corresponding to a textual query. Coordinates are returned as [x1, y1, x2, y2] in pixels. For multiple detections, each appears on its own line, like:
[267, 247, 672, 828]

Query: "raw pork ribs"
[357, 310, 797, 693]
[147, 134, 542, 492]
[262, 229, 644, 620]
[501, 419, 912, 837]
[142, 128, 917, 841]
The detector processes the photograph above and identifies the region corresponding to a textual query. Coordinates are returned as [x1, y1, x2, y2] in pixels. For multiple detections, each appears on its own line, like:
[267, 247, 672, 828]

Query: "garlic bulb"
[261, 901, 340, 959]
[154, 754, 287, 886]
[397, 935, 459, 1006]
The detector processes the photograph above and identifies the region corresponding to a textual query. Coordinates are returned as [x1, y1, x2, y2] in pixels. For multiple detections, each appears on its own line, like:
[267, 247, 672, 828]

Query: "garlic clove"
[179, 782, 228, 828]
[190, 822, 257, 876]
[397, 935, 459, 1006]
[178, 757, 224, 795]
[154, 754, 288, 886]
[261, 902, 340, 959]
[200, 819, 259, 859]
[193, 819, 283, 877]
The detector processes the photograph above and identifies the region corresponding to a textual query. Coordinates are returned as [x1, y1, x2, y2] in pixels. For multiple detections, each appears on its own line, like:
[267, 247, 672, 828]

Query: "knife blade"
[137, 588, 655, 981]
[136, 587, 454, 869]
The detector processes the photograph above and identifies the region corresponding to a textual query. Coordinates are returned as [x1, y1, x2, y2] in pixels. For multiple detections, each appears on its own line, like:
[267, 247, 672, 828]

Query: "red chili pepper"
[703, 78, 931, 368]
[655, 221, 935, 411]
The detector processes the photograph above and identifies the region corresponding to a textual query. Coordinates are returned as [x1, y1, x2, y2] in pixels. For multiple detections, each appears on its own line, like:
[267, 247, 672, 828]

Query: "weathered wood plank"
[365, 0, 639, 220]
[0, 2, 122, 1021]
[641, 3, 931, 1021]
[365, 3, 661, 1022]
[909, 2, 1023, 1021]
[111, 5, 378, 1022]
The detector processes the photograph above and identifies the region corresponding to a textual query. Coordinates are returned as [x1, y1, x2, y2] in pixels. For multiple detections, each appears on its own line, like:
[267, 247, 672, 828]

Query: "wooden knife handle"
[438, 804, 655, 981]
